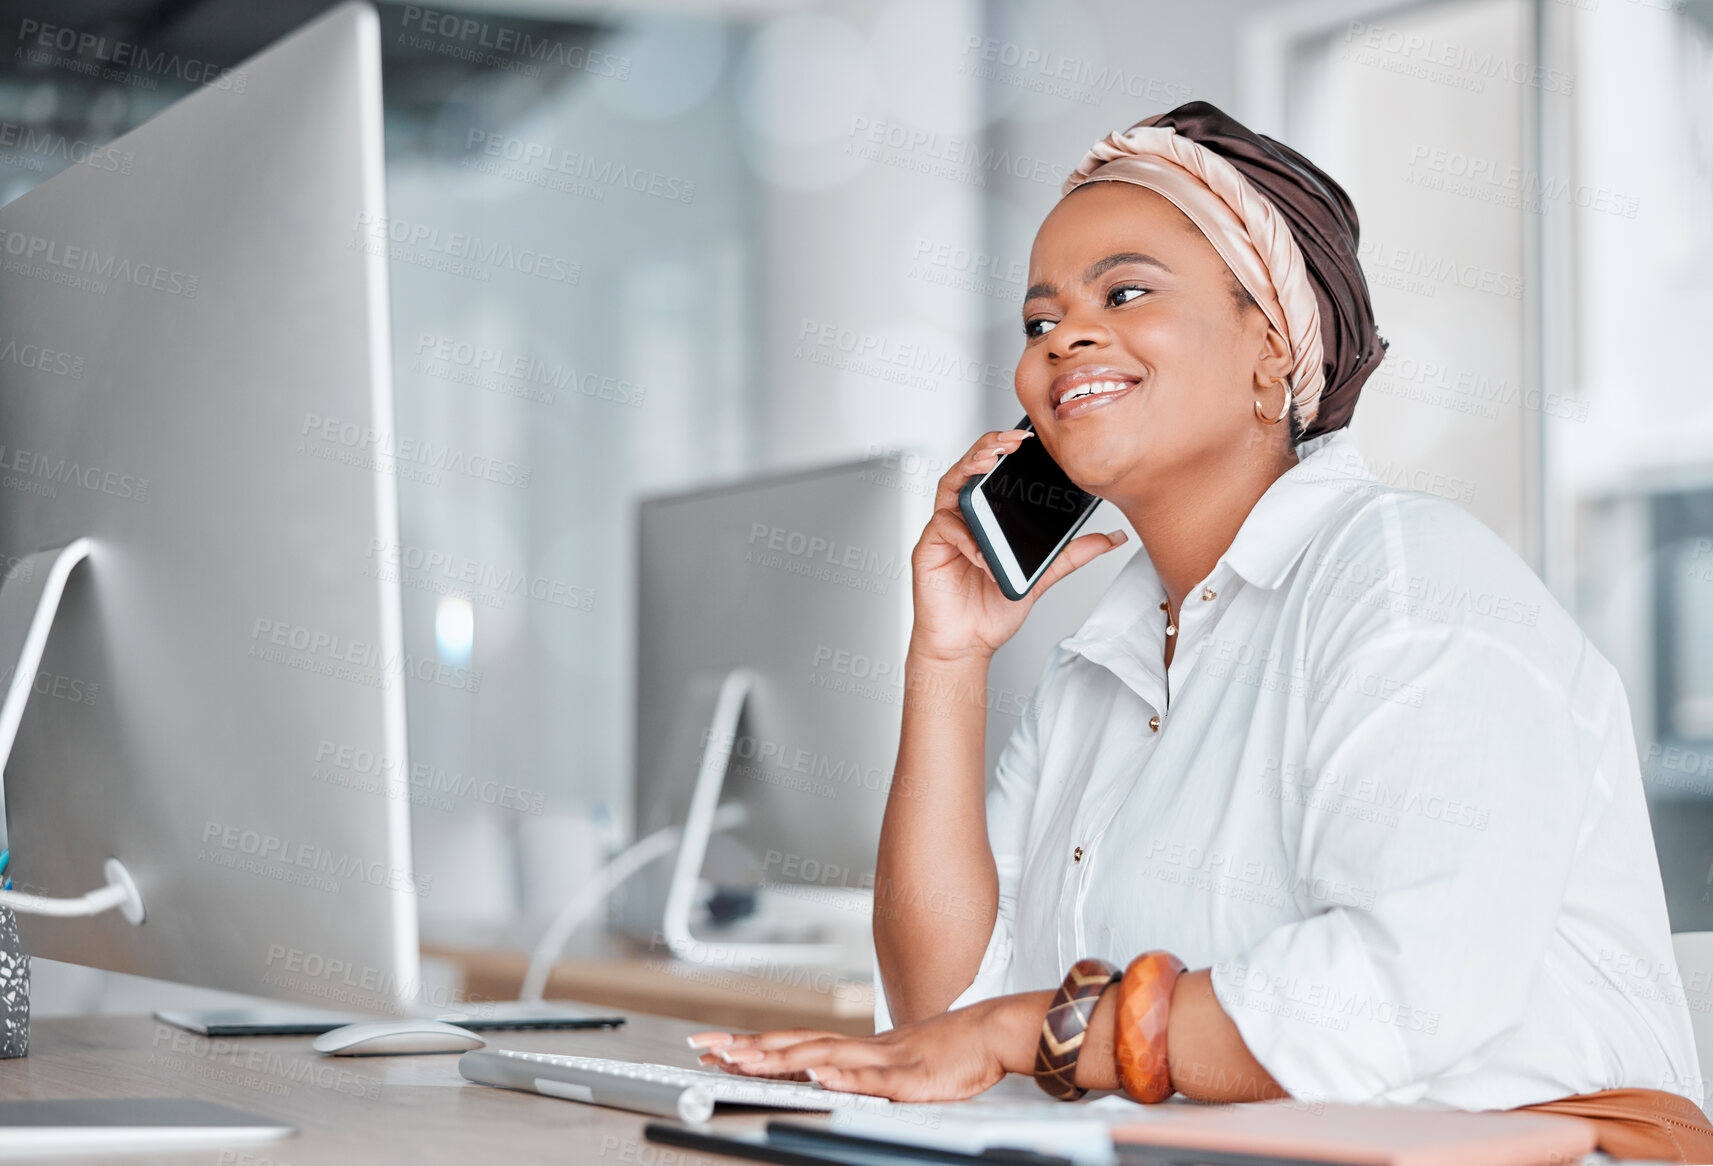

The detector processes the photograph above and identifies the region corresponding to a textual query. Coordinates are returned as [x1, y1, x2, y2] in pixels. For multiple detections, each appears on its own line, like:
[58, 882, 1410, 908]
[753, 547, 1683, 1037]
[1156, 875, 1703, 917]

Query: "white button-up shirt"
[875, 428, 1704, 1111]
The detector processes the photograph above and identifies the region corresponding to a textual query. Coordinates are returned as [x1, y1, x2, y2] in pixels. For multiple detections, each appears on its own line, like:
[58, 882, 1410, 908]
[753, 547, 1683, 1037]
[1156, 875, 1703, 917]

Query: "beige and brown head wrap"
[1061, 101, 1386, 442]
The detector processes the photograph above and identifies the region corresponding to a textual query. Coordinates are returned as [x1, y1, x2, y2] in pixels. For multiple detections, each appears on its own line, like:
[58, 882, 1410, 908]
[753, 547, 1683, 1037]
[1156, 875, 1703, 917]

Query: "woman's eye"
[1023, 317, 1057, 338]
[1108, 284, 1148, 306]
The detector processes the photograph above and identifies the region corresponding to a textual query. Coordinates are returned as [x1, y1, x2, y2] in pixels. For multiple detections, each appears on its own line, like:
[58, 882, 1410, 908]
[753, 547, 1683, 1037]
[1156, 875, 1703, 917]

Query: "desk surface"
[0, 1012, 798, 1165]
[426, 943, 876, 1037]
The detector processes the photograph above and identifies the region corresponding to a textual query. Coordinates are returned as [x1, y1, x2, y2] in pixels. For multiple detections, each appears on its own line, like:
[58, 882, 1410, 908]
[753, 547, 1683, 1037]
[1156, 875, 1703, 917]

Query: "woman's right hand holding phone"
[909, 428, 1128, 666]
[884, 429, 1126, 1023]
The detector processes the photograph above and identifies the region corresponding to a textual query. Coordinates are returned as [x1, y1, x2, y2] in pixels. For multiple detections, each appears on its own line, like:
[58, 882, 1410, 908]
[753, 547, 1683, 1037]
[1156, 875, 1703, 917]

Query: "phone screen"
[978, 422, 1098, 578]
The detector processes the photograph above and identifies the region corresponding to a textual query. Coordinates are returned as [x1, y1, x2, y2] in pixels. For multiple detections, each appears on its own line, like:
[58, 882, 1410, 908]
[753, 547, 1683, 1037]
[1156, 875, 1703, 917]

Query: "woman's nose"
[1046, 311, 1109, 358]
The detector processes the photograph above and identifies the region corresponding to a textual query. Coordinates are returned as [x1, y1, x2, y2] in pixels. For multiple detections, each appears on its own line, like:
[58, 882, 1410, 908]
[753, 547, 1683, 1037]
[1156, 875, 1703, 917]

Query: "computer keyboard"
[458, 1048, 892, 1124]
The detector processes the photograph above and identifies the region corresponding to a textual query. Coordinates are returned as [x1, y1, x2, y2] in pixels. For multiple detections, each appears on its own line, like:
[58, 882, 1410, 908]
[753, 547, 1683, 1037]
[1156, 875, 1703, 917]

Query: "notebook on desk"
[1108, 1099, 1598, 1166]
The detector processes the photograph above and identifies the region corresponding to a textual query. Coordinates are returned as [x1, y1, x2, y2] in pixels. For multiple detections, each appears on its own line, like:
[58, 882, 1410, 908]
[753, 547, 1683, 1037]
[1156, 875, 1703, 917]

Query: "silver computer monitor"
[0, 2, 421, 1015]
[622, 459, 923, 964]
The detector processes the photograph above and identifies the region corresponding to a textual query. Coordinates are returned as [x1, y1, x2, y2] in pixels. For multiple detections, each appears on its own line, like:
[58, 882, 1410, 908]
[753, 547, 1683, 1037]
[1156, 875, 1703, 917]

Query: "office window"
[1276, 0, 1713, 928]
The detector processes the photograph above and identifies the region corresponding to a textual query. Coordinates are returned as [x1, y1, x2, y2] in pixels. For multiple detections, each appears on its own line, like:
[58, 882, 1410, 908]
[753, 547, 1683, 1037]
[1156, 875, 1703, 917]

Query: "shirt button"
[1148, 716, 1160, 732]
[1201, 587, 1217, 601]
[1073, 846, 1084, 863]
[1158, 600, 1168, 611]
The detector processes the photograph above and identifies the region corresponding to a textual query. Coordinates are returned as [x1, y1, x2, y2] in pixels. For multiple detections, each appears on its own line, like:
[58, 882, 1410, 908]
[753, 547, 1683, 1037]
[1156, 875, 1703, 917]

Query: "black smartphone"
[957, 417, 1101, 601]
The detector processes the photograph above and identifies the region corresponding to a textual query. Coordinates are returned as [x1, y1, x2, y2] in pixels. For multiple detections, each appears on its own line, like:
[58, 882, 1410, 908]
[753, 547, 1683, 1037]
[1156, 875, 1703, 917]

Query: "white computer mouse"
[311, 1019, 486, 1056]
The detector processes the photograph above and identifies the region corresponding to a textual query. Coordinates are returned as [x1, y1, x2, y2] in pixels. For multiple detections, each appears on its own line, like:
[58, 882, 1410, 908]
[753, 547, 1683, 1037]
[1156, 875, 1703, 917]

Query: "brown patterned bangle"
[1114, 950, 1187, 1104]
[1033, 958, 1121, 1100]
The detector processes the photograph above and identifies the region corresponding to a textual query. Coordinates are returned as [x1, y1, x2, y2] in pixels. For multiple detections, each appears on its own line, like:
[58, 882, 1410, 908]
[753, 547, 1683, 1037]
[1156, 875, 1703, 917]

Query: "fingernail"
[805, 1068, 821, 1084]
[715, 1047, 737, 1063]
[686, 1033, 730, 1049]
[1111, 530, 1128, 544]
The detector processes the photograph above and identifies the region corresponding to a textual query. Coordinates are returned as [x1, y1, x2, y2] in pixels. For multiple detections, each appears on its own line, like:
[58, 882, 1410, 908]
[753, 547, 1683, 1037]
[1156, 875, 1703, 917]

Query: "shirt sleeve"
[873, 648, 1059, 1033]
[1207, 614, 1598, 1104]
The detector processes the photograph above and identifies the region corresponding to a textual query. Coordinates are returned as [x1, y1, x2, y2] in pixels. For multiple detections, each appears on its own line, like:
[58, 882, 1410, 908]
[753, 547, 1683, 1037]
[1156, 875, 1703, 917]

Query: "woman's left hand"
[687, 994, 1043, 1102]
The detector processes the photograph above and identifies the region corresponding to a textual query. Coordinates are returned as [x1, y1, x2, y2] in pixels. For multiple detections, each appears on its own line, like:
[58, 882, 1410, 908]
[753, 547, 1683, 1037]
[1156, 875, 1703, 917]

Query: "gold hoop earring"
[1255, 381, 1293, 425]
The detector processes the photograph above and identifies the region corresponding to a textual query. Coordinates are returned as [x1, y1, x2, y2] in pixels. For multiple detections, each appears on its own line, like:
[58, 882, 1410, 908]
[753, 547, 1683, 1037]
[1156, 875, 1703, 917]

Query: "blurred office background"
[3, 0, 1710, 1008]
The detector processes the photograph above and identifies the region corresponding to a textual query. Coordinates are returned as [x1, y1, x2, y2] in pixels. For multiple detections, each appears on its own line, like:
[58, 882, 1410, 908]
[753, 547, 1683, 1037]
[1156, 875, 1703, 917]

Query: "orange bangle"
[1114, 950, 1186, 1103]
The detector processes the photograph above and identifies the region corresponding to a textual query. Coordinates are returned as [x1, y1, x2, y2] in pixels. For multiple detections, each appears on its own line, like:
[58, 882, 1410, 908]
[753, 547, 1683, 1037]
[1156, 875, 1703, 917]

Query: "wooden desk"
[0, 1011, 797, 1165]
[427, 943, 876, 1038]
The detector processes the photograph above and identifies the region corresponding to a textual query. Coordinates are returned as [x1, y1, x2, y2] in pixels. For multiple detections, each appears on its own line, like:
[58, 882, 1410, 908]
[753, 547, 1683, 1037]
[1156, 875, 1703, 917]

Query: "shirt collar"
[1223, 427, 1377, 591]
[1063, 427, 1377, 659]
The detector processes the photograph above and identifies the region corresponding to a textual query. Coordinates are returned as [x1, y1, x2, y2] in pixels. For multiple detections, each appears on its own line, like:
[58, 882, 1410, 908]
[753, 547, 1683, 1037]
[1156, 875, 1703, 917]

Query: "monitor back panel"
[0, 4, 419, 1012]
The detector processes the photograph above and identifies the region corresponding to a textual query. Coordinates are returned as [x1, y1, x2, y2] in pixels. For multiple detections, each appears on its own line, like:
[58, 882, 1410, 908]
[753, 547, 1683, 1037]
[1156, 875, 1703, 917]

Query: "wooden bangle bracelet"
[1114, 950, 1186, 1103]
[1034, 958, 1121, 1101]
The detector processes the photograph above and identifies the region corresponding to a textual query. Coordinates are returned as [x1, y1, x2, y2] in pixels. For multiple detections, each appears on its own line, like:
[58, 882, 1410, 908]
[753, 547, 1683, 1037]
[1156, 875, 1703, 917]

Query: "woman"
[691, 102, 1713, 1160]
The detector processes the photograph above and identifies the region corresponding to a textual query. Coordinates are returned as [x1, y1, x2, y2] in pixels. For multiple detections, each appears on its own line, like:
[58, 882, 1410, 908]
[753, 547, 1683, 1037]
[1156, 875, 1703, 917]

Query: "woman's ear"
[1253, 323, 1293, 395]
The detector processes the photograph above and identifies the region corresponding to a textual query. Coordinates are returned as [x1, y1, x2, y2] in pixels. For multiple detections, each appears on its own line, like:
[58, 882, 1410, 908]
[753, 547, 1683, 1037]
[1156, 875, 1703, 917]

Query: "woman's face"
[1014, 181, 1289, 505]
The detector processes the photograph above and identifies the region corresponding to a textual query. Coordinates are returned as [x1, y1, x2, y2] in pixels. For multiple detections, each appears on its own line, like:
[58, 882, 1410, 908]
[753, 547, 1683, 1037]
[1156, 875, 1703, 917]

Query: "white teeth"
[1060, 379, 1132, 404]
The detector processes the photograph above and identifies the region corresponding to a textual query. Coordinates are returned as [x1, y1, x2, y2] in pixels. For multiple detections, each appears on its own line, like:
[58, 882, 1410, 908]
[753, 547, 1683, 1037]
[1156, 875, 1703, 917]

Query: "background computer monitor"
[619, 458, 924, 957]
[0, 3, 421, 1014]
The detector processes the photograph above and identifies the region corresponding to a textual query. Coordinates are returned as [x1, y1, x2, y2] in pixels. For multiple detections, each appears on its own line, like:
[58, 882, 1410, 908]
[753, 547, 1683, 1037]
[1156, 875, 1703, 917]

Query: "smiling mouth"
[1056, 378, 1136, 406]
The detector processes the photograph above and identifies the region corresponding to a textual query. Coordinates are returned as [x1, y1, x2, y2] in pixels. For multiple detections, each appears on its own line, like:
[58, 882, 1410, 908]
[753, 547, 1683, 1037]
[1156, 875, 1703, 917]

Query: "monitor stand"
[659, 668, 869, 968]
[0, 541, 261, 1143]
[0, 538, 144, 923]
